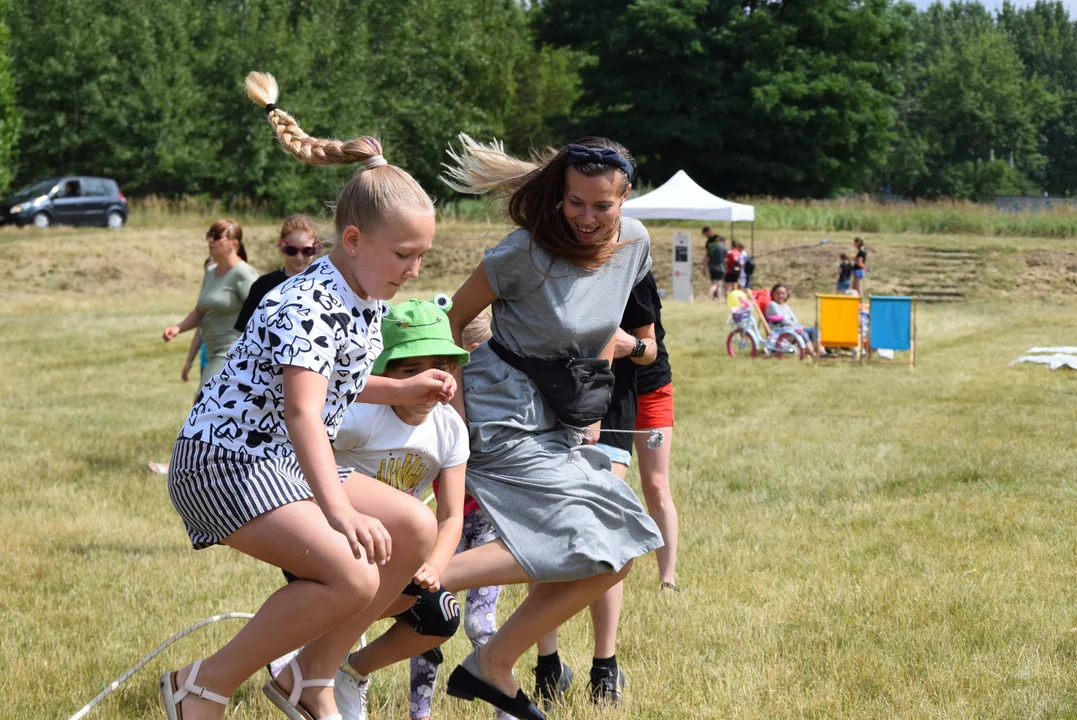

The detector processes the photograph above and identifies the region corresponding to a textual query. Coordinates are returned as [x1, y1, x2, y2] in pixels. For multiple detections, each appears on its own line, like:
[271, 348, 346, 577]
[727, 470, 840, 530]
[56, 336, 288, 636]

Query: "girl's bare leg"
[169, 475, 435, 720]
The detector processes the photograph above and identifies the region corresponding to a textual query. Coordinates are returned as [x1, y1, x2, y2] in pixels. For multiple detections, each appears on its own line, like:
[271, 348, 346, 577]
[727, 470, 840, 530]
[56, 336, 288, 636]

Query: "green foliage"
[888, 4, 1060, 200]
[9, 0, 1077, 205]
[998, 1, 1077, 196]
[6, 0, 578, 211]
[534, 0, 911, 197]
[0, 0, 20, 193]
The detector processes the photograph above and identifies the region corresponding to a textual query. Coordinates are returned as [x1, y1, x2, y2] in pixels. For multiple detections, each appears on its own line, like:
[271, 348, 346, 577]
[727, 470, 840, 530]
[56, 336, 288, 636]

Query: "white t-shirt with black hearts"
[179, 257, 383, 458]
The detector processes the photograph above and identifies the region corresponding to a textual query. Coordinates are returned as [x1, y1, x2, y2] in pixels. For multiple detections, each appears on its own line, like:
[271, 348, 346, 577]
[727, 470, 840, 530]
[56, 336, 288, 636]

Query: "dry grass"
[2, 221, 1077, 719]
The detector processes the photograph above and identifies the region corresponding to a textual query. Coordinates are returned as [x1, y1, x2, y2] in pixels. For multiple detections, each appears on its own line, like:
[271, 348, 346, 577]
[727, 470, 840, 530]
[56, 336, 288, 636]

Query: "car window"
[84, 179, 110, 197]
[58, 180, 82, 198]
[13, 179, 57, 197]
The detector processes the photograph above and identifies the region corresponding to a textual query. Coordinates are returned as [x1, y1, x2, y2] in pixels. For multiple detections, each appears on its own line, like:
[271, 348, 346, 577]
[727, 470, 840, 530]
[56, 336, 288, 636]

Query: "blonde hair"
[461, 311, 493, 349]
[442, 135, 547, 196]
[245, 72, 433, 237]
[441, 134, 635, 270]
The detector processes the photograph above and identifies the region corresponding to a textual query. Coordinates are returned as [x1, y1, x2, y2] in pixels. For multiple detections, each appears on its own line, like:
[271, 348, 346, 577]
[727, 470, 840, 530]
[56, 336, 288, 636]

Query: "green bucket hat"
[373, 294, 470, 374]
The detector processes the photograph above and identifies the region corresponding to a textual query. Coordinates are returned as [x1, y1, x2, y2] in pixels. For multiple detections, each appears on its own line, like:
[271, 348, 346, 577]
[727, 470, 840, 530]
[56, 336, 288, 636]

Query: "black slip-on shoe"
[447, 651, 547, 720]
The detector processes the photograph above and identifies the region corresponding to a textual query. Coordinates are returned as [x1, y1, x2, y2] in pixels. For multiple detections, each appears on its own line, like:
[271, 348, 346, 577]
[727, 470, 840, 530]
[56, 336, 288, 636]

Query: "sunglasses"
[280, 244, 320, 257]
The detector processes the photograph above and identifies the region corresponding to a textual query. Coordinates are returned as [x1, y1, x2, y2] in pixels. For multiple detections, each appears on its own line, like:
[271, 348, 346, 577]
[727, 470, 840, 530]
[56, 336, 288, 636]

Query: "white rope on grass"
[68, 612, 255, 720]
[69, 612, 371, 720]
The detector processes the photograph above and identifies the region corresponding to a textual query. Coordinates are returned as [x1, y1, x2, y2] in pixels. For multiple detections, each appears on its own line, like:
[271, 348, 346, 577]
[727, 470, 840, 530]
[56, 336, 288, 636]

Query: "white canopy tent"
[621, 170, 756, 252]
[622, 170, 755, 222]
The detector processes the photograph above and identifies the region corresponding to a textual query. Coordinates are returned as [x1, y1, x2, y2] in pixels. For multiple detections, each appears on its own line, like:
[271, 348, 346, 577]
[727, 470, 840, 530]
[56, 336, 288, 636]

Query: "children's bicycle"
[726, 307, 807, 360]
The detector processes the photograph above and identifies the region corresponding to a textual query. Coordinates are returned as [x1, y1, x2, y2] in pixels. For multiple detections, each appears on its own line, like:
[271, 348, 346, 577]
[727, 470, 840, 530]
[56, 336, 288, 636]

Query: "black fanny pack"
[488, 337, 614, 427]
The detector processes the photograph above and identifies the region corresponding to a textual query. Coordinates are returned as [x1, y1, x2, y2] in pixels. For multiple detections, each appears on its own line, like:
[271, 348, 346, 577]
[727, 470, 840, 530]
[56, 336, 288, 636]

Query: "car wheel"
[33, 212, 51, 229]
[106, 211, 125, 229]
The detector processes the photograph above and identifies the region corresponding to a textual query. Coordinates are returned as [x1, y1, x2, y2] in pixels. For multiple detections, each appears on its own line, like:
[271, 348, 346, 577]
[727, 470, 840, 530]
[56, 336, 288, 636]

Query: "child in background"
[836, 253, 853, 293]
[726, 283, 751, 310]
[738, 242, 755, 289]
[724, 241, 742, 291]
[317, 297, 472, 720]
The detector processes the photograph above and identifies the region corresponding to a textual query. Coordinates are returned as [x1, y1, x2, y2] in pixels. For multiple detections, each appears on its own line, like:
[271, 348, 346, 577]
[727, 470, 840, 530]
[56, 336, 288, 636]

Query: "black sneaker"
[534, 660, 573, 711]
[589, 664, 626, 707]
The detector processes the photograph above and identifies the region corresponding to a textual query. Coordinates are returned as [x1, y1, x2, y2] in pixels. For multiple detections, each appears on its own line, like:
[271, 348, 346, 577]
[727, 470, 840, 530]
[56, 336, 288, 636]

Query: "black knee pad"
[395, 583, 461, 638]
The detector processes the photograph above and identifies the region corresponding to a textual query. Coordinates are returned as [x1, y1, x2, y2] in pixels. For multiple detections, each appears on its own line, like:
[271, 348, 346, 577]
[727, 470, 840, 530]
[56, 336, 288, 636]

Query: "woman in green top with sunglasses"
[162, 218, 258, 384]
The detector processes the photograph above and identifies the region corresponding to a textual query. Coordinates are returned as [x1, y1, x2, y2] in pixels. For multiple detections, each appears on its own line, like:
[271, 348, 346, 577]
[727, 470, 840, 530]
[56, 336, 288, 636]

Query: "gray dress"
[463, 218, 665, 582]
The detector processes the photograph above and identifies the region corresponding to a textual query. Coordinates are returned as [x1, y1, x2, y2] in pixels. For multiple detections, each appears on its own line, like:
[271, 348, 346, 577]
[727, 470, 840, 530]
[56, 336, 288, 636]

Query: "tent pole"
[730, 221, 734, 242]
[751, 221, 755, 256]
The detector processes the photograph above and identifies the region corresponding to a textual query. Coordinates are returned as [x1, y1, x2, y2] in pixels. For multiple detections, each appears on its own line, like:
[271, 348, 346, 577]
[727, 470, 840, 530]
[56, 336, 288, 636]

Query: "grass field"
[3, 220, 1077, 719]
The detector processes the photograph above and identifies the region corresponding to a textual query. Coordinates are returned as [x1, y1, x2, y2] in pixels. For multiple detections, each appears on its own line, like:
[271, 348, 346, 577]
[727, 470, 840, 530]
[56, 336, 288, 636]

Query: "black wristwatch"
[631, 337, 647, 358]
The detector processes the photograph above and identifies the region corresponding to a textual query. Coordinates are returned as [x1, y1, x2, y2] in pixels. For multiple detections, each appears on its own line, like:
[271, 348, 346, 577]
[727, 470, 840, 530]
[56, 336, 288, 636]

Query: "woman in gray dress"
[439, 135, 664, 720]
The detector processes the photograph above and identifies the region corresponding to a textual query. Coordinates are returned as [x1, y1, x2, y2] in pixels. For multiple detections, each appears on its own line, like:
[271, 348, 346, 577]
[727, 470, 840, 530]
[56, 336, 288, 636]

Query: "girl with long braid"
[437, 136, 664, 720]
[159, 73, 454, 720]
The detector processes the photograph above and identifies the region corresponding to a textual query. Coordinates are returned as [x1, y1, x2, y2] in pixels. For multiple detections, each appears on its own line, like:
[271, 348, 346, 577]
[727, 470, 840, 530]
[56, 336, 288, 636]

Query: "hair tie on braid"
[365, 155, 388, 170]
[265, 103, 276, 114]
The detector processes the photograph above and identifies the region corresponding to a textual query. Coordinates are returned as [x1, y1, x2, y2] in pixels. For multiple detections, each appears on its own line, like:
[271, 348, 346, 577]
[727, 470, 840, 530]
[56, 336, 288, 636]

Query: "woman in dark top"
[836, 253, 854, 292]
[233, 214, 321, 332]
[633, 277, 678, 592]
[852, 237, 868, 295]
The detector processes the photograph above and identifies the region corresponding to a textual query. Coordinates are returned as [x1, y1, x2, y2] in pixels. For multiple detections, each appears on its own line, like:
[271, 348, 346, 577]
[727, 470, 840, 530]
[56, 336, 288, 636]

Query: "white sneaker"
[335, 661, 369, 720]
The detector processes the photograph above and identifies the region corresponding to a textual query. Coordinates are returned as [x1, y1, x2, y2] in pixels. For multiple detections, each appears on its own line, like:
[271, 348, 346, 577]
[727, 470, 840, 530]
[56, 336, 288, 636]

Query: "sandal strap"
[175, 659, 229, 706]
[286, 658, 304, 707]
[283, 657, 335, 706]
[303, 678, 336, 689]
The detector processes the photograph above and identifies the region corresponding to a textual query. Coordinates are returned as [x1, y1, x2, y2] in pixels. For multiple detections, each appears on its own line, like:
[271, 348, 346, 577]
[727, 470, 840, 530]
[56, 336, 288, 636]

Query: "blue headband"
[564, 144, 634, 180]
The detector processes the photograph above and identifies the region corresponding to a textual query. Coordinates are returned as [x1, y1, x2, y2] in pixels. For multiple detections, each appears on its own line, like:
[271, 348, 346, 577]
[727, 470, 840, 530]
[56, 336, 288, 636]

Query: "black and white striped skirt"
[168, 438, 353, 549]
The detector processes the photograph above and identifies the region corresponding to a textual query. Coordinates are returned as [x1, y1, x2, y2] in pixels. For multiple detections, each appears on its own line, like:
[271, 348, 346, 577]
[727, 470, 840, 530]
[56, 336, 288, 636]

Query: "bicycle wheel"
[727, 329, 758, 358]
[774, 332, 806, 360]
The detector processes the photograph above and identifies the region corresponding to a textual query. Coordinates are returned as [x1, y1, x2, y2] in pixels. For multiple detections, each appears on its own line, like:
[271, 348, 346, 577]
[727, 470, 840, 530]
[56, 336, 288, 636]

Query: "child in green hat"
[272, 296, 479, 720]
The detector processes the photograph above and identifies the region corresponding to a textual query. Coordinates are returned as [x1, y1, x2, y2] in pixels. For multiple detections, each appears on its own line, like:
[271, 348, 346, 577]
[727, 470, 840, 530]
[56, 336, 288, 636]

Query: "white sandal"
[160, 659, 229, 719]
[262, 657, 342, 720]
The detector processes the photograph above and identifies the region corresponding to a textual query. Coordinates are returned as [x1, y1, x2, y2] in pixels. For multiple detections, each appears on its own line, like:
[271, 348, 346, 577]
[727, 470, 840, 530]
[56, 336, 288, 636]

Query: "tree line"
[0, 0, 1074, 207]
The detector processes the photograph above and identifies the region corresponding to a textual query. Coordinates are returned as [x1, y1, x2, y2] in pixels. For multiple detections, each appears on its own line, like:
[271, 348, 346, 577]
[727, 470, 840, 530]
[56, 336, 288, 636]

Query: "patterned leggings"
[409, 507, 511, 720]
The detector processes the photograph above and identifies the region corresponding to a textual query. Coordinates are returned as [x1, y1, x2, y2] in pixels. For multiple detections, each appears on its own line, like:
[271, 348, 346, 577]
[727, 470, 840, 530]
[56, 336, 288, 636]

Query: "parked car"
[0, 176, 128, 229]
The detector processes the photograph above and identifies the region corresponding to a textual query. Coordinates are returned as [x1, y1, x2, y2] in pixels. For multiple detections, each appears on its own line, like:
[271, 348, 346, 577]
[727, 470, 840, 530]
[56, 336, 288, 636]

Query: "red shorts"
[635, 382, 674, 429]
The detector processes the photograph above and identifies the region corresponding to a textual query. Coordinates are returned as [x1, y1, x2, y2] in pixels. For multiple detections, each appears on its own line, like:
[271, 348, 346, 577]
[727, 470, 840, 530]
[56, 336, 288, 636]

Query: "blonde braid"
[245, 72, 381, 167]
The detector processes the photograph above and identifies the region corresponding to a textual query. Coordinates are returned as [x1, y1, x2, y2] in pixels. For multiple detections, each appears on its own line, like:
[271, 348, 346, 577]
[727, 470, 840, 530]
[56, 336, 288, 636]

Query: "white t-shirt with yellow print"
[332, 402, 468, 499]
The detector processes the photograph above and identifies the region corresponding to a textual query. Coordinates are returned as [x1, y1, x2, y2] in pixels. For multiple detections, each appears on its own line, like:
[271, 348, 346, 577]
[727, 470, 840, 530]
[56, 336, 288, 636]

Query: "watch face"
[632, 339, 646, 357]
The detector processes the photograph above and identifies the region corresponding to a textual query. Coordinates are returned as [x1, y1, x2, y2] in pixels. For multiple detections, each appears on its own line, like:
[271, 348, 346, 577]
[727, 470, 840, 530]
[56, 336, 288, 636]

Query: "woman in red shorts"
[634, 287, 678, 591]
